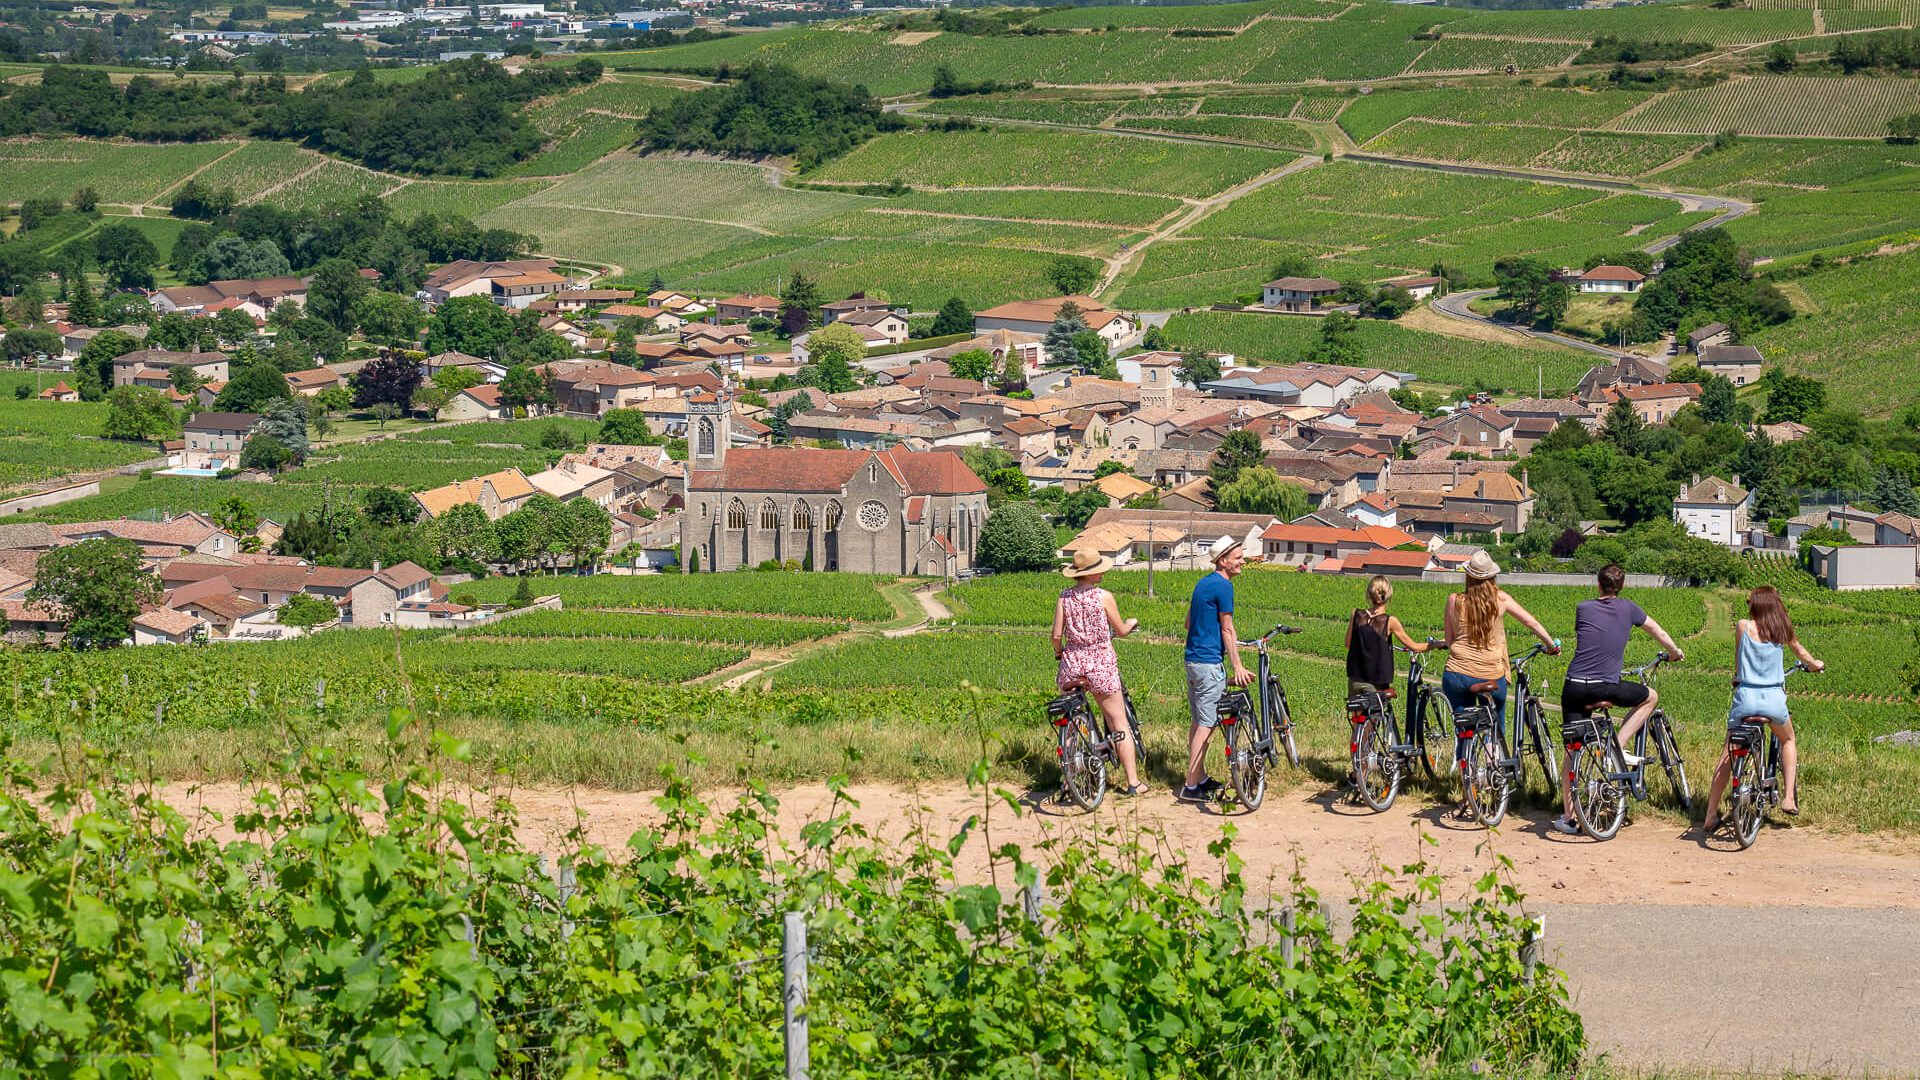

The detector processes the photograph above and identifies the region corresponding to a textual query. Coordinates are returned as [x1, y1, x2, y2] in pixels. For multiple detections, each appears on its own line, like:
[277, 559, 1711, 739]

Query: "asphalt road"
[1429, 287, 1639, 360]
[1548, 903, 1920, 1077]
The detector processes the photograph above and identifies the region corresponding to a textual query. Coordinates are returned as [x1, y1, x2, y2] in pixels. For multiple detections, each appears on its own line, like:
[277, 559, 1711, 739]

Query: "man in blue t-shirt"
[1181, 535, 1252, 802]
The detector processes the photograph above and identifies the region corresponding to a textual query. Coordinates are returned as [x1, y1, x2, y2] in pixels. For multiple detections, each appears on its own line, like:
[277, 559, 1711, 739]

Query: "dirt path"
[154, 778, 1920, 1074]
[1097, 152, 1321, 299]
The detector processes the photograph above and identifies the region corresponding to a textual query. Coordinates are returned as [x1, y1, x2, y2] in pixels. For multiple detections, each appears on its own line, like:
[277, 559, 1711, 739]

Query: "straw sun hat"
[1062, 550, 1113, 579]
[1463, 550, 1501, 580]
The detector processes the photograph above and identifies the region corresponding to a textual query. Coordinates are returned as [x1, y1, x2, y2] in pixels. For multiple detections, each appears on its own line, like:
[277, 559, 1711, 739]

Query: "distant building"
[1261, 276, 1341, 312]
[1697, 344, 1764, 387]
[1673, 474, 1750, 547]
[182, 412, 259, 471]
[1578, 265, 1647, 293]
[1687, 322, 1732, 353]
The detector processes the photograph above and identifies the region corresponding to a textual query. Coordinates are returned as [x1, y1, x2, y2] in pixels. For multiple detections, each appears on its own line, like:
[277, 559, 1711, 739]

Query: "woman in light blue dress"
[1704, 587, 1824, 831]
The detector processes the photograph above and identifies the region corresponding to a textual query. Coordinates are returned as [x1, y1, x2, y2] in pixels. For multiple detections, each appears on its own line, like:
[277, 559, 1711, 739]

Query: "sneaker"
[1619, 752, 1647, 767]
[1178, 778, 1222, 803]
[1549, 816, 1580, 836]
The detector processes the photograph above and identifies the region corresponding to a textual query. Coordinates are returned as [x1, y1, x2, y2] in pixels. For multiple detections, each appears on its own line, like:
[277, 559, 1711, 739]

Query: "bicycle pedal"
[1388, 744, 1416, 755]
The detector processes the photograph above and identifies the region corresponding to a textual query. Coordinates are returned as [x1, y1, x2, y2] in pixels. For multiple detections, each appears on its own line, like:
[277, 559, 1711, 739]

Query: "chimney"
[1732, 474, 1740, 489]
[373, 559, 382, 573]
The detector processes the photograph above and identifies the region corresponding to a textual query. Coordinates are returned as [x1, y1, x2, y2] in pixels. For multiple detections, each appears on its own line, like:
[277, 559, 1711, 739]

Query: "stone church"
[681, 394, 990, 575]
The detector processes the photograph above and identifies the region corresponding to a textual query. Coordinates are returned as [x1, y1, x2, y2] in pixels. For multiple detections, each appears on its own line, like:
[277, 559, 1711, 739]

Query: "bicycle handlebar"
[1237, 624, 1300, 646]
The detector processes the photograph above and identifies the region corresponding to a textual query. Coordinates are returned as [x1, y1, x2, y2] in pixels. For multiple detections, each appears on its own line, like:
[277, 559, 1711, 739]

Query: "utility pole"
[1146, 517, 1155, 597]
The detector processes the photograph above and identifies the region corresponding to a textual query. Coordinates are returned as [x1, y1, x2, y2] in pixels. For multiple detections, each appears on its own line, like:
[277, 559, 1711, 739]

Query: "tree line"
[637, 62, 903, 169]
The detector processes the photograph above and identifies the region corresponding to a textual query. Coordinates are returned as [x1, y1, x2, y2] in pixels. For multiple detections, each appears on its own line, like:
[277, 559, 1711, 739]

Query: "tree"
[92, 223, 160, 289]
[310, 412, 335, 442]
[804, 322, 865, 394]
[352, 352, 423, 409]
[930, 296, 972, 337]
[76, 329, 140, 399]
[1760, 370, 1826, 424]
[1873, 466, 1920, 516]
[306, 257, 370, 334]
[254, 397, 309, 464]
[214, 360, 294, 413]
[426, 295, 516, 357]
[768, 391, 812, 443]
[599, 408, 656, 445]
[65, 272, 102, 327]
[1361, 285, 1416, 320]
[1042, 303, 1088, 366]
[1307, 310, 1364, 366]
[277, 593, 338, 628]
[1176, 348, 1221, 388]
[239, 434, 293, 472]
[1070, 329, 1110, 376]
[1493, 256, 1552, 315]
[193, 235, 290, 283]
[1765, 40, 1797, 73]
[1213, 466, 1310, 520]
[1092, 459, 1130, 479]
[28, 537, 159, 647]
[1, 327, 61, 368]
[779, 272, 819, 337]
[986, 466, 1031, 502]
[1209, 429, 1265, 491]
[946, 348, 994, 383]
[71, 186, 98, 214]
[1600, 457, 1673, 525]
[1046, 255, 1097, 296]
[211, 307, 258, 349]
[433, 365, 484, 395]
[315, 386, 353, 415]
[101, 386, 177, 441]
[433, 501, 500, 563]
[411, 384, 452, 418]
[1600, 397, 1646, 456]
[9, 282, 47, 326]
[362, 486, 419, 528]
[1536, 281, 1572, 329]
[976, 503, 1055, 572]
[356, 291, 425, 347]
[498, 363, 553, 413]
[1058, 487, 1108, 530]
[561, 498, 613, 570]
[1698, 374, 1738, 425]
[370, 401, 402, 429]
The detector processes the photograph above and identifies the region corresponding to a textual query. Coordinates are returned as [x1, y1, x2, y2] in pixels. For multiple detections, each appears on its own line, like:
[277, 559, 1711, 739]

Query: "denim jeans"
[1441, 671, 1507, 766]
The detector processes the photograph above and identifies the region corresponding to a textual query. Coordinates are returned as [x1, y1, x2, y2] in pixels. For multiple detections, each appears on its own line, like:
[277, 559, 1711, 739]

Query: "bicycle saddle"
[1588, 701, 1614, 710]
[1377, 687, 1397, 698]
[1468, 680, 1497, 694]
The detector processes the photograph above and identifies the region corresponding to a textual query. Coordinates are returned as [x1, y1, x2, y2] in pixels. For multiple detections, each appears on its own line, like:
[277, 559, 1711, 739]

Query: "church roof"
[688, 448, 986, 496]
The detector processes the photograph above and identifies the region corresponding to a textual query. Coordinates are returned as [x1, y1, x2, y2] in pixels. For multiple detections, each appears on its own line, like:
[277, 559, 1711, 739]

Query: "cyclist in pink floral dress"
[1053, 549, 1147, 796]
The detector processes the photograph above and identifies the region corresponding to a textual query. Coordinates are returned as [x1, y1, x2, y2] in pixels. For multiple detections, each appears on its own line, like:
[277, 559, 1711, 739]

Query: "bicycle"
[1348, 637, 1447, 812]
[1725, 661, 1810, 850]
[1052, 680, 1136, 807]
[1563, 652, 1692, 841]
[1047, 682, 1145, 812]
[1213, 624, 1302, 811]
[1454, 640, 1561, 828]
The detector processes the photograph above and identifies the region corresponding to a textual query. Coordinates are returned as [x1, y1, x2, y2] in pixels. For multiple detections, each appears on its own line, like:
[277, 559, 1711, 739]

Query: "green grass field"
[1617, 76, 1920, 139]
[1750, 247, 1920, 415]
[0, 375, 159, 496]
[808, 128, 1287, 196]
[1157, 309, 1594, 392]
[0, 139, 237, 205]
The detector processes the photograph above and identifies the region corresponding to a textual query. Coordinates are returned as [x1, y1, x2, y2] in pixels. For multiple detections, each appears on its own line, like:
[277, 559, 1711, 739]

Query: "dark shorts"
[1560, 679, 1649, 722]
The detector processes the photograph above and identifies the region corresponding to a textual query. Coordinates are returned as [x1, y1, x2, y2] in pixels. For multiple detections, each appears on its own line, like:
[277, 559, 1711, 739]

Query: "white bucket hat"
[1209, 535, 1243, 563]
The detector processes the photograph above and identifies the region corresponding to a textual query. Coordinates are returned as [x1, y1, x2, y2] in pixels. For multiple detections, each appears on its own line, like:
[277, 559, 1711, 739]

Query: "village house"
[972, 295, 1135, 358]
[440, 383, 510, 421]
[544, 360, 656, 417]
[131, 606, 209, 645]
[645, 289, 705, 315]
[1077, 508, 1277, 567]
[1599, 382, 1702, 425]
[820, 296, 893, 324]
[1419, 404, 1517, 453]
[420, 259, 562, 306]
[1578, 265, 1647, 293]
[1091, 470, 1156, 507]
[61, 324, 148, 361]
[1258, 523, 1420, 568]
[422, 350, 508, 384]
[1575, 356, 1670, 400]
[1499, 397, 1596, 432]
[1697, 344, 1764, 387]
[1379, 275, 1444, 301]
[53, 513, 242, 560]
[1205, 363, 1399, 408]
[1064, 518, 1195, 568]
[1758, 420, 1812, 444]
[1000, 416, 1054, 459]
[1673, 474, 1751, 547]
[182, 412, 259, 471]
[1442, 471, 1535, 533]
[542, 288, 634, 313]
[836, 308, 912, 347]
[528, 460, 621, 507]
[1260, 276, 1341, 312]
[596, 304, 686, 332]
[926, 329, 1046, 380]
[682, 395, 987, 575]
[283, 367, 343, 397]
[1688, 322, 1732, 353]
[682, 323, 755, 348]
[153, 276, 308, 316]
[113, 349, 230, 389]
[714, 294, 781, 322]
[412, 468, 537, 521]
[37, 381, 79, 402]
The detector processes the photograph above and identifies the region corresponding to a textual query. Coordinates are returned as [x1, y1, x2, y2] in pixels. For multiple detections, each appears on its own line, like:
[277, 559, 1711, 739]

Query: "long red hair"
[1746, 586, 1796, 645]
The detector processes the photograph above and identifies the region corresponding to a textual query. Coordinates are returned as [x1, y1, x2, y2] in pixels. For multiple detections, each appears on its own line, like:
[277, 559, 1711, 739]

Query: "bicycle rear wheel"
[1353, 713, 1399, 812]
[1570, 743, 1627, 841]
[1058, 710, 1107, 812]
[1526, 699, 1561, 801]
[1413, 693, 1446, 782]
[1226, 717, 1267, 811]
[1653, 713, 1692, 813]
[1464, 727, 1510, 827]
[1121, 688, 1149, 778]
[1730, 752, 1763, 849]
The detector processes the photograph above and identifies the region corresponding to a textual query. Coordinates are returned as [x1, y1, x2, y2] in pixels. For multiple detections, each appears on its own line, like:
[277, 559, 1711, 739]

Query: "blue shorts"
[1186, 662, 1226, 730]
[1442, 671, 1507, 760]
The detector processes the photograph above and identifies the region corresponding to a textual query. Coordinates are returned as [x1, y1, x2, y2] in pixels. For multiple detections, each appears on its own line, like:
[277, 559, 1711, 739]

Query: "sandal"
[1455, 803, 1477, 822]
[1118, 783, 1151, 798]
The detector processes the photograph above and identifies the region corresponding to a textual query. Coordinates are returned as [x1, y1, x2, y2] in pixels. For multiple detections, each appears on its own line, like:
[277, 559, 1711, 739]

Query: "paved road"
[1548, 904, 1920, 1077]
[1430, 287, 1639, 361]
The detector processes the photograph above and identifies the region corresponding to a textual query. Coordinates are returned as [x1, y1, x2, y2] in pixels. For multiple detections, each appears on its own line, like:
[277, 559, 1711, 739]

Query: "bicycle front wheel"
[1654, 713, 1692, 813]
[1267, 676, 1299, 768]
[1353, 714, 1399, 812]
[1059, 711, 1107, 812]
[1227, 719, 1267, 811]
[1527, 700, 1560, 801]
[1464, 727, 1510, 827]
[1570, 742, 1627, 841]
[1413, 693, 1447, 782]
[1730, 752, 1762, 849]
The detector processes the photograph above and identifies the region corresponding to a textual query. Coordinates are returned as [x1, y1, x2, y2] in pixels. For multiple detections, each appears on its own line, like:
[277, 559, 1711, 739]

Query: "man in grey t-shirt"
[1553, 563, 1684, 834]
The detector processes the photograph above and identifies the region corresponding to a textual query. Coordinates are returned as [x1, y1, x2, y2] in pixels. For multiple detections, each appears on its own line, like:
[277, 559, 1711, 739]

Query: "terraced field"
[0, 139, 236, 205]
[1441, 3, 1816, 43]
[1405, 36, 1580, 75]
[808, 128, 1286, 195]
[1337, 88, 1650, 143]
[1618, 76, 1920, 139]
[1749, 248, 1920, 416]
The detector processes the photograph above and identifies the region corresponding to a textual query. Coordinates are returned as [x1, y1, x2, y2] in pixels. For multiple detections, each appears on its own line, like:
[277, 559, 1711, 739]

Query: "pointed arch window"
[697, 418, 716, 459]
[792, 502, 813, 530]
[726, 500, 747, 530]
[825, 501, 843, 532]
[759, 498, 779, 530]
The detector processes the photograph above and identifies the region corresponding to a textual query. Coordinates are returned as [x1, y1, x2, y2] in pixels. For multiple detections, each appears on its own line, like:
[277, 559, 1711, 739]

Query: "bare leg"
[1618, 688, 1657, 755]
[1703, 749, 1734, 830]
[1091, 688, 1141, 789]
[1184, 724, 1213, 788]
[1775, 719, 1799, 813]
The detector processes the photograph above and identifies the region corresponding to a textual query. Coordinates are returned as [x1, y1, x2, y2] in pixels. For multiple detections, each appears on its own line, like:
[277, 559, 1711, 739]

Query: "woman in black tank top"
[1344, 576, 1431, 696]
